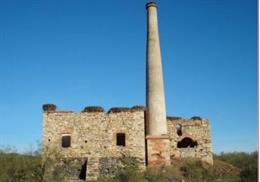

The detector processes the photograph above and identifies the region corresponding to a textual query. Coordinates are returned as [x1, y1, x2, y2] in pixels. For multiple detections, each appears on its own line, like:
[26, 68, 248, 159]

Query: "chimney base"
[146, 135, 170, 167]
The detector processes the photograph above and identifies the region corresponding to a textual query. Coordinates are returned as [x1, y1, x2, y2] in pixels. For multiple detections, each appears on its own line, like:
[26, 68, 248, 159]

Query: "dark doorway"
[79, 160, 87, 180]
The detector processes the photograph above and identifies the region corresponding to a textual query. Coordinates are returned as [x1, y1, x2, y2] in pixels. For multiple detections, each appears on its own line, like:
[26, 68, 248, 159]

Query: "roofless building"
[43, 2, 213, 181]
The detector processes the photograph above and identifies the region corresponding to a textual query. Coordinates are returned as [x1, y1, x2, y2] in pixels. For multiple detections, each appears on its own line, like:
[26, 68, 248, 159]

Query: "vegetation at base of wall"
[0, 147, 257, 182]
[92, 153, 257, 182]
[95, 158, 241, 182]
[0, 150, 43, 182]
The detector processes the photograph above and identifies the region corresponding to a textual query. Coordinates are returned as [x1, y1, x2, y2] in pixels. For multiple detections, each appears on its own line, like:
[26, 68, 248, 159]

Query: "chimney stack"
[146, 1, 167, 136]
[145, 1, 170, 167]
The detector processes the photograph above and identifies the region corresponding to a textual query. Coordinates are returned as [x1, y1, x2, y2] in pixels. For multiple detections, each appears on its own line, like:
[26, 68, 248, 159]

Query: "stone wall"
[43, 106, 146, 181]
[43, 105, 213, 181]
[167, 117, 213, 164]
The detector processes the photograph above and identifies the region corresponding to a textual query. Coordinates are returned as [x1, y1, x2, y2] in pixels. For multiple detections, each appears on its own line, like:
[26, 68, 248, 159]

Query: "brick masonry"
[146, 135, 170, 167]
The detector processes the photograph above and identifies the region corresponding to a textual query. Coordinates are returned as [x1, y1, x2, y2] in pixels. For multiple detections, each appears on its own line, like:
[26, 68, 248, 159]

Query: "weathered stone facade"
[167, 117, 213, 164]
[43, 105, 213, 181]
[43, 106, 146, 181]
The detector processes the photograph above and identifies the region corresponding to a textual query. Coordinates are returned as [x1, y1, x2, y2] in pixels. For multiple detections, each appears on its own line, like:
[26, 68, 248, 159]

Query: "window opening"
[62, 135, 71, 148]
[176, 124, 182, 136]
[116, 133, 125, 146]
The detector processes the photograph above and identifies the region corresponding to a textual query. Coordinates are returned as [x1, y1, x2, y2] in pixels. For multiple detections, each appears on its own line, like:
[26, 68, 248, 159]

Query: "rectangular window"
[62, 135, 71, 148]
[116, 133, 125, 146]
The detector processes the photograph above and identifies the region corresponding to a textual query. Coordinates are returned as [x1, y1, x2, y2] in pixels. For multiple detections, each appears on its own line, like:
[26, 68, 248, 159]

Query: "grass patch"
[0, 148, 257, 182]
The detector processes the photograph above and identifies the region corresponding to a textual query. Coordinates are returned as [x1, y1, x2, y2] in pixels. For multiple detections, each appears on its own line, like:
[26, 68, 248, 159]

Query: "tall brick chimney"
[145, 1, 170, 167]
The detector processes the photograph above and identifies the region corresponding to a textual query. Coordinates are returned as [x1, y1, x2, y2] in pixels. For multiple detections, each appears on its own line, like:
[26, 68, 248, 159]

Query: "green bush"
[180, 159, 214, 182]
[214, 152, 257, 182]
[0, 152, 43, 182]
[113, 155, 143, 182]
[144, 165, 183, 182]
[0, 147, 66, 182]
[0, 147, 257, 182]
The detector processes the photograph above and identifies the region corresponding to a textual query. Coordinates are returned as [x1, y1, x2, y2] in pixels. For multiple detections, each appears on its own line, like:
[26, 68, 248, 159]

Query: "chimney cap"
[146, 1, 157, 9]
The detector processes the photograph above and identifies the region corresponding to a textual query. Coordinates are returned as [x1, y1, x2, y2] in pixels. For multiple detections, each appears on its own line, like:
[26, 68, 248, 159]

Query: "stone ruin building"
[43, 2, 213, 181]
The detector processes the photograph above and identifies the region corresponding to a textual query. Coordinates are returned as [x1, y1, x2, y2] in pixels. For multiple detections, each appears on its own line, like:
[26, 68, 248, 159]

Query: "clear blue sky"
[0, 0, 257, 153]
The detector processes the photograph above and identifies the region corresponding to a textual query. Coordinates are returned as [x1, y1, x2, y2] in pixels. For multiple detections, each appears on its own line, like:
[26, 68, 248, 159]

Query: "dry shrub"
[167, 116, 183, 121]
[107, 107, 132, 113]
[82, 106, 105, 112]
[131, 106, 146, 111]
